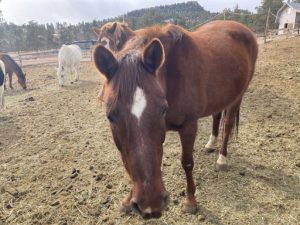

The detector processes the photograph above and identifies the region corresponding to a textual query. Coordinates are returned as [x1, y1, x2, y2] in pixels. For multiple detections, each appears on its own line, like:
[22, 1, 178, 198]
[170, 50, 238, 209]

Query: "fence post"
[264, 8, 271, 43]
[18, 51, 23, 67]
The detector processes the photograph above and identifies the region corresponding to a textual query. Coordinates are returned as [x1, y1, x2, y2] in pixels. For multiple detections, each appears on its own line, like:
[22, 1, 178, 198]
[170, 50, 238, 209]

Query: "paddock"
[0, 37, 299, 225]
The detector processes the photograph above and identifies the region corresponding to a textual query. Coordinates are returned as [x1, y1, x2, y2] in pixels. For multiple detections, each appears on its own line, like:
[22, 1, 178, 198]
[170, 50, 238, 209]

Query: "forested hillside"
[0, 0, 285, 52]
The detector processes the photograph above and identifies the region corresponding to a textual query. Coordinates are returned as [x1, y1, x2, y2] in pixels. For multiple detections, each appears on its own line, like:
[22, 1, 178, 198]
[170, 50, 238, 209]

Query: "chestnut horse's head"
[94, 38, 169, 218]
[93, 22, 135, 52]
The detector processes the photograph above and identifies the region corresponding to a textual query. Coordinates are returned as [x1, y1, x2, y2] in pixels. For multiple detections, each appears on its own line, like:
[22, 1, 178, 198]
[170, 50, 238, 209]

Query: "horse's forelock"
[105, 51, 144, 112]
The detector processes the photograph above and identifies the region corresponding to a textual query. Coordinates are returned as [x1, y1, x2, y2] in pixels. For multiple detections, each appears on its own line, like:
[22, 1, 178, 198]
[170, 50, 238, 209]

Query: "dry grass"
[0, 37, 300, 225]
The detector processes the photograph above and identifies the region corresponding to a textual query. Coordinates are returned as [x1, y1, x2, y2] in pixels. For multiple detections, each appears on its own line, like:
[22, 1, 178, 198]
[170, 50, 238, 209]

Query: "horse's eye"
[107, 112, 118, 123]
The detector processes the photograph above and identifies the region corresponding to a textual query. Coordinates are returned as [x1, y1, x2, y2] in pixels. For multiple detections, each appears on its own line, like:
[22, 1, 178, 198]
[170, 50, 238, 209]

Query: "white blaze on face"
[100, 37, 110, 50]
[131, 87, 147, 121]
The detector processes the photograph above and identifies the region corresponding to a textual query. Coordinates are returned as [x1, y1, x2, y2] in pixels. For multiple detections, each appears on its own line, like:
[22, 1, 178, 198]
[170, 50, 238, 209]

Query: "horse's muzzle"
[130, 191, 170, 219]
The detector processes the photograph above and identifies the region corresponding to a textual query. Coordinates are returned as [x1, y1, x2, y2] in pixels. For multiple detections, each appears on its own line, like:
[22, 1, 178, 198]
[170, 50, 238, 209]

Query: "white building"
[276, 1, 300, 34]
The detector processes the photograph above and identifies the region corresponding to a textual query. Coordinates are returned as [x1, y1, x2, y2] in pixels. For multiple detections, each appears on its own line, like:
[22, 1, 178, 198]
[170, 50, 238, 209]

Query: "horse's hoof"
[216, 163, 229, 172]
[182, 200, 197, 214]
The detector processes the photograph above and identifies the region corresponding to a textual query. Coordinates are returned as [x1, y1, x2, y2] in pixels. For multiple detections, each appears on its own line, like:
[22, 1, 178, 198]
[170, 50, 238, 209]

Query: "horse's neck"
[9, 58, 24, 78]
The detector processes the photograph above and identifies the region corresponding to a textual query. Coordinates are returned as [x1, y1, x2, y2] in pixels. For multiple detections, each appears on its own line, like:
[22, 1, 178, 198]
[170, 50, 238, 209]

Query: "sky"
[1, 0, 262, 25]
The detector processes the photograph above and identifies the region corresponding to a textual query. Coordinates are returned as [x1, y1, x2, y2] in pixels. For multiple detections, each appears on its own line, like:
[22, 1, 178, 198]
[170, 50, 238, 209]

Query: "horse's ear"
[108, 22, 117, 34]
[142, 38, 165, 74]
[93, 45, 118, 81]
[93, 27, 101, 35]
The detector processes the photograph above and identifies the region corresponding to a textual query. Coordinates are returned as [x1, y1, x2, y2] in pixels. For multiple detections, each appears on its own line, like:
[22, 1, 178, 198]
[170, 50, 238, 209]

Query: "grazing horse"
[93, 21, 258, 218]
[57, 44, 82, 86]
[0, 54, 27, 89]
[0, 60, 5, 109]
[93, 22, 135, 51]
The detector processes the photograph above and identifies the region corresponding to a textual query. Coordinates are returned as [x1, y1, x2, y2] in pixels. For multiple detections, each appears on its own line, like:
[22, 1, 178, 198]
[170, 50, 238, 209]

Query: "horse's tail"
[221, 106, 240, 139]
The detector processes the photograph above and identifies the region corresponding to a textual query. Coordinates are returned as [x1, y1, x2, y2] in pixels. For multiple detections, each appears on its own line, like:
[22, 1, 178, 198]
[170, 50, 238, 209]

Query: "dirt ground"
[0, 37, 299, 225]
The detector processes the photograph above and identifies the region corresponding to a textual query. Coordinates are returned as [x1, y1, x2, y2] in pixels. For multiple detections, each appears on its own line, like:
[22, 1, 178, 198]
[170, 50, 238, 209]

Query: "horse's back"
[194, 20, 258, 64]
[58, 44, 82, 66]
[167, 21, 258, 116]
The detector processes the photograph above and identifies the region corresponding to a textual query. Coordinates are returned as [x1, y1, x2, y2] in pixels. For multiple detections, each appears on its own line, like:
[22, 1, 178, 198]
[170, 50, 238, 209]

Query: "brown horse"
[93, 20, 258, 219]
[0, 54, 27, 89]
[93, 22, 135, 51]
[94, 22, 228, 151]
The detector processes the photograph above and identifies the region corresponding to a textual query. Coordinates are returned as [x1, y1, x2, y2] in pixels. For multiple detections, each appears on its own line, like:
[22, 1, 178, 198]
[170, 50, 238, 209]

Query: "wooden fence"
[9, 47, 94, 67]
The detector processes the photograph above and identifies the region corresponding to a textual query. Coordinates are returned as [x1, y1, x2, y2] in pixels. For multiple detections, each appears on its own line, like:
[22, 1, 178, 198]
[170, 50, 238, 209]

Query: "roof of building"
[276, 2, 300, 22]
[289, 2, 300, 11]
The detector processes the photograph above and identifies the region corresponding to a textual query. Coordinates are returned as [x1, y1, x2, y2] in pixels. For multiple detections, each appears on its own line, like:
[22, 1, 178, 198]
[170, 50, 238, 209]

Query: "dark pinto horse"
[93, 20, 258, 218]
[0, 54, 27, 89]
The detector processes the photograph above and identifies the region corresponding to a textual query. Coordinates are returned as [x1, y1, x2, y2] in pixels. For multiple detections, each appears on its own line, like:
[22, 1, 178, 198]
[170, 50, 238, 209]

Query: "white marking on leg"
[144, 207, 152, 214]
[131, 87, 147, 121]
[101, 37, 110, 50]
[205, 134, 217, 149]
[217, 154, 227, 165]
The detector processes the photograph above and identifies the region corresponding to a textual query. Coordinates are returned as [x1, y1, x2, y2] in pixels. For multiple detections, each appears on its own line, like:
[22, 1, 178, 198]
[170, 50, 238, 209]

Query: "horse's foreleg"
[216, 102, 241, 171]
[58, 66, 65, 86]
[74, 65, 79, 81]
[8, 73, 13, 89]
[205, 112, 222, 151]
[179, 121, 197, 214]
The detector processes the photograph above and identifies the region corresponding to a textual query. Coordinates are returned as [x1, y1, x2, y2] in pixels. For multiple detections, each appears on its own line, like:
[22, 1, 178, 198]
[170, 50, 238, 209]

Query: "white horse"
[0, 59, 5, 109]
[57, 44, 82, 86]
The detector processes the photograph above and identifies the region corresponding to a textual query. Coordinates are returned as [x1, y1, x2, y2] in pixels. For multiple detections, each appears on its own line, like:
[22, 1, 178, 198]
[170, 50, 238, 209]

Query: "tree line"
[0, 0, 290, 52]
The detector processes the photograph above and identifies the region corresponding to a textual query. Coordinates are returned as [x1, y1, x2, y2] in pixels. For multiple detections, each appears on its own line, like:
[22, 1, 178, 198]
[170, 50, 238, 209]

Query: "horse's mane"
[122, 24, 183, 52]
[0, 54, 25, 81]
